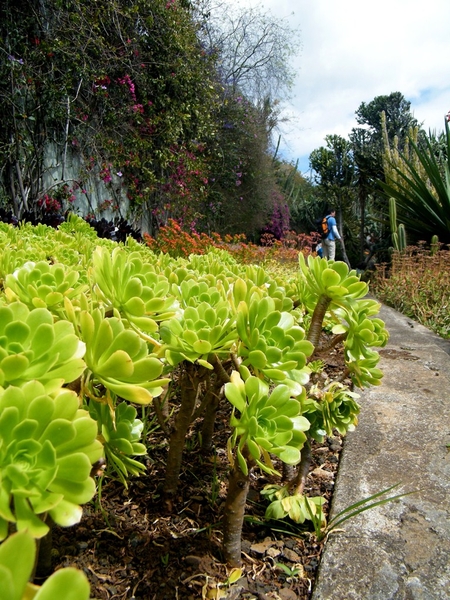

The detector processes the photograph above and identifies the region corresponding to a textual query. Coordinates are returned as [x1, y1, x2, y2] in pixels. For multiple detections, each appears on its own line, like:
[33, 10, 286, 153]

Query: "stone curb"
[312, 303, 450, 600]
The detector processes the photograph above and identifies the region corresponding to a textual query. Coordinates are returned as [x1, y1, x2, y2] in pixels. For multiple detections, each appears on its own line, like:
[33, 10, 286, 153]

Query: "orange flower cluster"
[143, 219, 317, 264]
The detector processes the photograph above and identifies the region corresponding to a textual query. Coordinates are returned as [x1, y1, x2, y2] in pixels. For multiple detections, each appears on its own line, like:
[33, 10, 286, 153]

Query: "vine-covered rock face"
[0, 382, 103, 540]
[0, 302, 86, 392]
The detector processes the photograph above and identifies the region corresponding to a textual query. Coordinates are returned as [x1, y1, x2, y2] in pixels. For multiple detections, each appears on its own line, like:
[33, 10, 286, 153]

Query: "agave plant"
[0, 530, 90, 600]
[0, 381, 103, 540]
[381, 116, 450, 243]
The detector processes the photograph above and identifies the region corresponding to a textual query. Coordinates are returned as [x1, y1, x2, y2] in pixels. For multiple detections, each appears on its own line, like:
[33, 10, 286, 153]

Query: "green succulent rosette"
[91, 246, 178, 335]
[88, 401, 147, 485]
[0, 245, 34, 283]
[186, 251, 238, 282]
[0, 530, 91, 600]
[0, 531, 90, 600]
[0, 382, 103, 540]
[80, 308, 170, 404]
[346, 352, 384, 387]
[333, 300, 389, 360]
[4, 260, 88, 317]
[159, 301, 238, 369]
[0, 302, 86, 392]
[297, 254, 368, 311]
[302, 382, 361, 440]
[261, 484, 326, 524]
[236, 295, 313, 391]
[175, 274, 236, 310]
[224, 370, 310, 476]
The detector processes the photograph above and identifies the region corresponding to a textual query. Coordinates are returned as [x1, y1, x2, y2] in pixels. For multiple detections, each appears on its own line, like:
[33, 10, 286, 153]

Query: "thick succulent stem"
[317, 332, 347, 354]
[200, 356, 231, 454]
[33, 515, 53, 581]
[290, 440, 312, 495]
[163, 362, 205, 498]
[153, 384, 171, 436]
[282, 463, 296, 483]
[222, 448, 254, 567]
[200, 383, 222, 454]
[307, 294, 332, 349]
[189, 356, 231, 454]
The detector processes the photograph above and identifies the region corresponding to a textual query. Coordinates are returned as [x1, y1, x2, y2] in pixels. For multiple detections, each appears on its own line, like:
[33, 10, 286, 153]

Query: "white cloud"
[227, 0, 450, 173]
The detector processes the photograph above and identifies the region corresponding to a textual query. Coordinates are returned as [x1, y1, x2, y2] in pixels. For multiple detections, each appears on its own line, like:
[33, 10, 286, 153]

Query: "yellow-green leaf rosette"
[0, 382, 103, 540]
[80, 308, 169, 405]
[0, 302, 86, 393]
[225, 370, 310, 476]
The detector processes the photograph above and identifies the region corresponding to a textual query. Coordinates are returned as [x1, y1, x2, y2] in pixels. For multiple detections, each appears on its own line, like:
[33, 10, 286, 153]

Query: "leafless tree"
[193, 0, 301, 103]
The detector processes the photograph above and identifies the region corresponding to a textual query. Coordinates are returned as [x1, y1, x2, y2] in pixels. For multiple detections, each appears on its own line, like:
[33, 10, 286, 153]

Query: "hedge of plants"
[0, 214, 388, 594]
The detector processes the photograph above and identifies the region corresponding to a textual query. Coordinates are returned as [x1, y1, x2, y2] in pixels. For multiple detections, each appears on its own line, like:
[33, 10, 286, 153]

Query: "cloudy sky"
[232, 0, 450, 174]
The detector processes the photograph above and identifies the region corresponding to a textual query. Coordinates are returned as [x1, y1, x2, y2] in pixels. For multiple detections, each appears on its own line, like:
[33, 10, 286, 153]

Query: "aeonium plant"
[261, 382, 361, 527]
[0, 381, 103, 540]
[0, 302, 86, 393]
[0, 530, 90, 600]
[222, 369, 310, 567]
[90, 245, 179, 337]
[235, 294, 313, 392]
[88, 401, 147, 486]
[259, 255, 389, 534]
[225, 369, 310, 475]
[79, 307, 170, 404]
[78, 307, 170, 482]
[4, 260, 88, 318]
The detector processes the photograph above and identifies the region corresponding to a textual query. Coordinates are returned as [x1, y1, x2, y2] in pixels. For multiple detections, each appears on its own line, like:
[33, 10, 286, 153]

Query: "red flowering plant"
[37, 184, 78, 215]
[1, 0, 219, 222]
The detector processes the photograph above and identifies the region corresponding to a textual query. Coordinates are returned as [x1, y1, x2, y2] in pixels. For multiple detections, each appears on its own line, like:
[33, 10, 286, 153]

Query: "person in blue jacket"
[322, 208, 342, 260]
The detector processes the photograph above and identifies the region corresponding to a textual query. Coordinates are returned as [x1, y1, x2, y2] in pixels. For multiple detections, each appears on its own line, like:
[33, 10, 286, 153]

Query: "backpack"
[315, 215, 330, 239]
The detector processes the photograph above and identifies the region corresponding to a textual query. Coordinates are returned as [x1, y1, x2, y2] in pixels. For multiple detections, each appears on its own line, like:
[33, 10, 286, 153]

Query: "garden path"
[312, 302, 450, 600]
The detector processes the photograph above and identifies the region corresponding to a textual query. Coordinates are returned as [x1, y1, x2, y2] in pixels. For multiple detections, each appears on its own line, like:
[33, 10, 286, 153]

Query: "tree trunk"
[359, 182, 367, 263]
